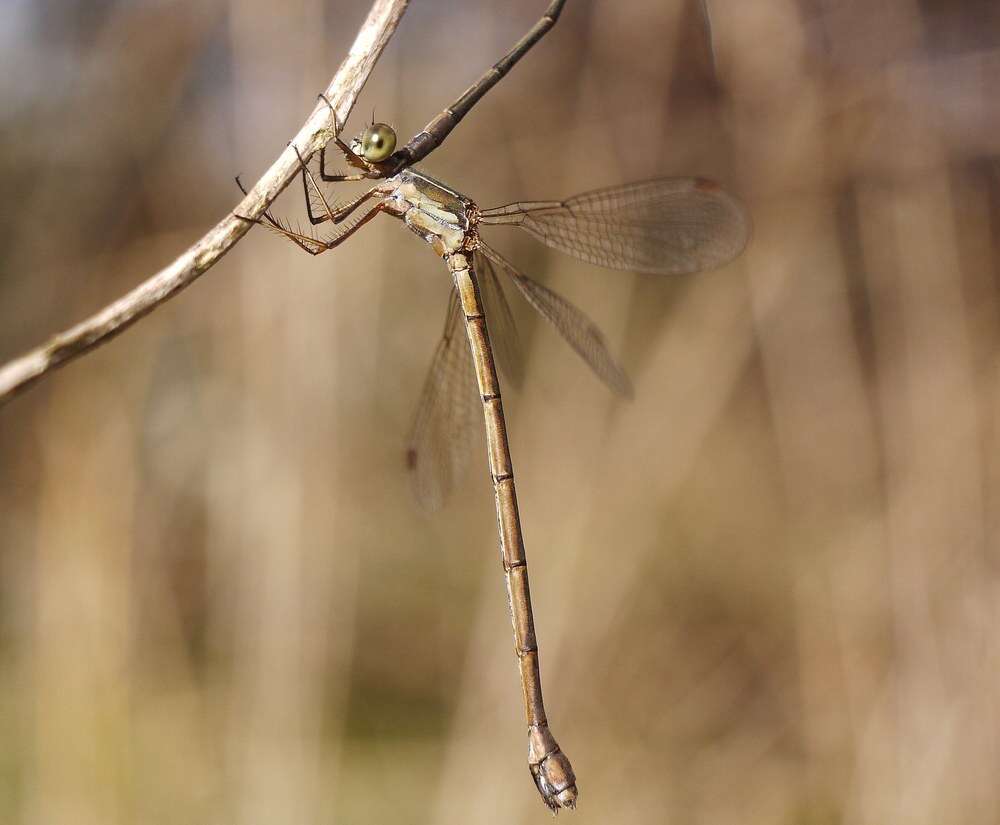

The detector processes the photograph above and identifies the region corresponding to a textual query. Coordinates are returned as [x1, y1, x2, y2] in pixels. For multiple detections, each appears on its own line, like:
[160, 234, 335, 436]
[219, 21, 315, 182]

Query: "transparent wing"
[406, 291, 481, 511]
[479, 241, 633, 398]
[475, 250, 524, 388]
[480, 177, 750, 275]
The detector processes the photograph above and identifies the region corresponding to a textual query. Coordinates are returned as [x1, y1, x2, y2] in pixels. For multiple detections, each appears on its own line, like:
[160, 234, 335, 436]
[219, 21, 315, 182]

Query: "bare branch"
[0, 0, 409, 408]
[699, 0, 718, 82]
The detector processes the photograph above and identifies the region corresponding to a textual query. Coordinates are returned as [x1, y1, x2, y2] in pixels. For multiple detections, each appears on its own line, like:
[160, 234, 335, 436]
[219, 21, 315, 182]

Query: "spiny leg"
[386, 0, 567, 172]
[295, 145, 339, 226]
[234, 174, 325, 256]
[318, 146, 369, 183]
[235, 174, 387, 257]
[291, 145, 378, 227]
[270, 203, 385, 256]
[316, 93, 373, 181]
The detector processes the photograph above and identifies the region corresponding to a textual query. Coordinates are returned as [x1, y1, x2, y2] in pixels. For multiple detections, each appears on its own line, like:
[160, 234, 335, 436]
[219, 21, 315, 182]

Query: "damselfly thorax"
[375, 169, 481, 259]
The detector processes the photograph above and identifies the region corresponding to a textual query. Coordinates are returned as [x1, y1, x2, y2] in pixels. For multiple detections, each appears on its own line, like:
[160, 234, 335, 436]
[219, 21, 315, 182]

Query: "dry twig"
[0, 0, 409, 408]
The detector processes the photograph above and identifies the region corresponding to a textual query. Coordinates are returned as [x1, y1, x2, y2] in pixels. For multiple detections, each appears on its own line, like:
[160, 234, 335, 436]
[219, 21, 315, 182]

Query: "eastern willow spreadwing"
[237, 0, 749, 812]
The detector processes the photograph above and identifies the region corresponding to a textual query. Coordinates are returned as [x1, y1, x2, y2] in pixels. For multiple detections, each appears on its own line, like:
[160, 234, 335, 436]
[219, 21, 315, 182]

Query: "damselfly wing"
[406, 176, 749, 510]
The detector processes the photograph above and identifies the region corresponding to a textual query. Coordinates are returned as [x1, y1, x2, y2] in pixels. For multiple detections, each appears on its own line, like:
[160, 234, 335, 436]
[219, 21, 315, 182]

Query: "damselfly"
[237, 0, 749, 811]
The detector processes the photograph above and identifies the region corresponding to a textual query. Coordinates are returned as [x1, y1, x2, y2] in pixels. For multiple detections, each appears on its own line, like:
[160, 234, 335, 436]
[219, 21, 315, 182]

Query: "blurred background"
[2, 0, 1000, 823]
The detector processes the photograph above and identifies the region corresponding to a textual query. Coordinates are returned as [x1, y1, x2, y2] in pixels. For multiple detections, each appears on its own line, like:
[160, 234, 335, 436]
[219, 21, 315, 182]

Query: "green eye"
[360, 123, 397, 162]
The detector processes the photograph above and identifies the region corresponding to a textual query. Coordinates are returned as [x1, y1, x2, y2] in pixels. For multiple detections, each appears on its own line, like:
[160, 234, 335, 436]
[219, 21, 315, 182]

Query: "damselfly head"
[352, 122, 397, 163]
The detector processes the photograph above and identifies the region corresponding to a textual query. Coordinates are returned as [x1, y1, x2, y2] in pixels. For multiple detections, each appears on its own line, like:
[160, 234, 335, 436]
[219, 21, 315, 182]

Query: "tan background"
[2, 1, 1000, 823]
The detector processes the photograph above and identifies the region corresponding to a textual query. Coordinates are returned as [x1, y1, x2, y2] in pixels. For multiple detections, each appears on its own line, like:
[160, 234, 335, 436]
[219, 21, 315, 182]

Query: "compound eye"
[360, 123, 397, 162]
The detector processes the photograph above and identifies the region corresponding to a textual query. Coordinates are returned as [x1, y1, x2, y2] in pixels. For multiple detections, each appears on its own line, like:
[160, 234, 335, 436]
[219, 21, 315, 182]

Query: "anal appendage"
[528, 725, 577, 813]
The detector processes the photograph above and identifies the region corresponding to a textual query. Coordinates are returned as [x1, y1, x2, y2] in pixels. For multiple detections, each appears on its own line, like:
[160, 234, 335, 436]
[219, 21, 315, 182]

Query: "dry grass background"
[2, 1, 1000, 823]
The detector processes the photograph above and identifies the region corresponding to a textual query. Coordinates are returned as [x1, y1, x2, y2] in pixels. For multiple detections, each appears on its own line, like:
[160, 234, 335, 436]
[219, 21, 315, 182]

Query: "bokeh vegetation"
[2, 1, 999, 823]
